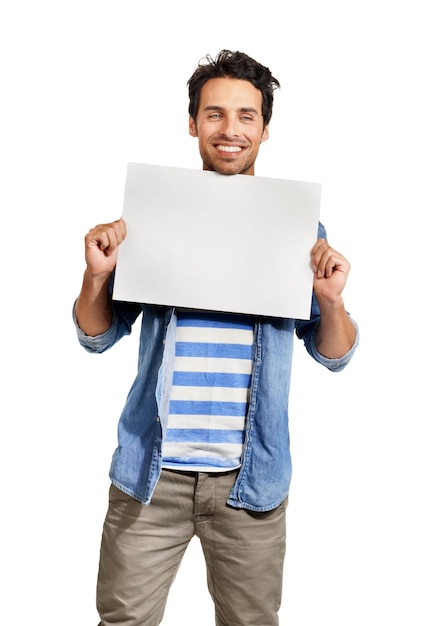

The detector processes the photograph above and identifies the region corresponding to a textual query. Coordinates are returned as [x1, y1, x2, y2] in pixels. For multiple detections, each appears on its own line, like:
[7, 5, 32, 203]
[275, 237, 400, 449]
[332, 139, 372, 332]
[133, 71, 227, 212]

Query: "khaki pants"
[97, 469, 287, 626]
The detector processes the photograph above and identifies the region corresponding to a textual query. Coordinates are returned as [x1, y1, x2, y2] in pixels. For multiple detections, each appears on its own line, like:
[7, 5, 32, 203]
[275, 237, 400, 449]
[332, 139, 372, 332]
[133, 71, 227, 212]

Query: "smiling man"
[189, 76, 269, 175]
[74, 50, 358, 626]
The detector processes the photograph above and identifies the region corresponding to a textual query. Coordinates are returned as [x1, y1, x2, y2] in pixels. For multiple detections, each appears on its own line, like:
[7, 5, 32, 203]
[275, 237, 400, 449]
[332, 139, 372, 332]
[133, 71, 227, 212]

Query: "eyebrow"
[202, 105, 260, 115]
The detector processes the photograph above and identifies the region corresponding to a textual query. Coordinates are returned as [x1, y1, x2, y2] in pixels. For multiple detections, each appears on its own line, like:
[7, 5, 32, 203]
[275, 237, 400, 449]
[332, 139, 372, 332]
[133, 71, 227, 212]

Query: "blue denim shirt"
[74, 224, 359, 512]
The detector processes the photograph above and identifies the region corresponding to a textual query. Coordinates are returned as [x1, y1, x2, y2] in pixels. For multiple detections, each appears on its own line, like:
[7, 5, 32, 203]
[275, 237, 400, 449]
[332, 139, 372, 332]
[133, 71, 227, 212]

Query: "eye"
[208, 113, 222, 120]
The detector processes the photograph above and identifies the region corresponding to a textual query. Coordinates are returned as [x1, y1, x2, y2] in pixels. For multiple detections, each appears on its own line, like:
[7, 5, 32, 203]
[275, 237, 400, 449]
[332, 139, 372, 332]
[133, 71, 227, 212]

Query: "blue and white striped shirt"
[162, 310, 254, 472]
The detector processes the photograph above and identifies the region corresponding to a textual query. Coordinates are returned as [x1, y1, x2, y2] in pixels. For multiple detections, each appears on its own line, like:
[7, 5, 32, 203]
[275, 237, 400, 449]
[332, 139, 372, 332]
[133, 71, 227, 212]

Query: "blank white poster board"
[113, 163, 321, 319]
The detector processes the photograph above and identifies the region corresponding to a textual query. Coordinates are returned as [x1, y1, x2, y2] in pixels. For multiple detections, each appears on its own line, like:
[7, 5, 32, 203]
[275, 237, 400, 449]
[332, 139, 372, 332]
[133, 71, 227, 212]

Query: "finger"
[311, 239, 330, 275]
[113, 218, 127, 244]
[312, 243, 342, 278]
[86, 224, 119, 255]
[318, 249, 337, 278]
[310, 238, 327, 257]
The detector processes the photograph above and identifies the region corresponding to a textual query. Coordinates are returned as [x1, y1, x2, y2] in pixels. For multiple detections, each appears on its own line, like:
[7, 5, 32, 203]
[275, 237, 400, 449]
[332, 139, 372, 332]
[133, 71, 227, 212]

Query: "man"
[74, 50, 358, 626]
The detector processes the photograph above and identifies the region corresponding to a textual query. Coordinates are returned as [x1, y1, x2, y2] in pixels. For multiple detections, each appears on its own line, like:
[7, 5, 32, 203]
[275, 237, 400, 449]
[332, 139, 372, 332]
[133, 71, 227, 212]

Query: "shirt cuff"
[309, 318, 359, 372]
[72, 299, 119, 353]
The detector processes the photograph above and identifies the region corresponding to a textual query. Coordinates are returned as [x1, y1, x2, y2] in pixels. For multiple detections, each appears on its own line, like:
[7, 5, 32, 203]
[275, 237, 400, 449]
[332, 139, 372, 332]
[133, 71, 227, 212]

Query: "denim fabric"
[74, 223, 359, 512]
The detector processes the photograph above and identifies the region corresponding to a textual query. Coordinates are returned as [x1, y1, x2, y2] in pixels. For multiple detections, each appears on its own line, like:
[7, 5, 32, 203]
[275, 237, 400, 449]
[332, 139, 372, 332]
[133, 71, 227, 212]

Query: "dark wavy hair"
[188, 50, 280, 128]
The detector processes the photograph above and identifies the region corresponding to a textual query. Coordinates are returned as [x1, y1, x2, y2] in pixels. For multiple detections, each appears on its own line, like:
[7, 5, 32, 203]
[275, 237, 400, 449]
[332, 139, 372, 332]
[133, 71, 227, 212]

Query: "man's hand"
[84, 218, 127, 279]
[310, 238, 356, 358]
[311, 238, 350, 305]
[75, 218, 127, 337]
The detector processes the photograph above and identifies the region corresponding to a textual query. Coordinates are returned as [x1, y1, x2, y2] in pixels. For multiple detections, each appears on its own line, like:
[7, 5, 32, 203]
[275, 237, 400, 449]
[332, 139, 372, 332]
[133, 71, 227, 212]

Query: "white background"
[1, 1, 427, 624]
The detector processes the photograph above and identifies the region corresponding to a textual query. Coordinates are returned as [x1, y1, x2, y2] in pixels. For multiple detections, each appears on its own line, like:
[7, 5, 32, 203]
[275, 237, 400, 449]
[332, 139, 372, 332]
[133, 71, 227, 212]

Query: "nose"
[219, 114, 239, 138]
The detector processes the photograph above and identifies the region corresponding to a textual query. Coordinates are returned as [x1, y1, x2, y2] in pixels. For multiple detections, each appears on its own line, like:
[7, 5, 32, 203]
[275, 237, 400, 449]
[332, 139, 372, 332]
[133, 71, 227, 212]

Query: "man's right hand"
[75, 218, 127, 336]
[84, 218, 127, 278]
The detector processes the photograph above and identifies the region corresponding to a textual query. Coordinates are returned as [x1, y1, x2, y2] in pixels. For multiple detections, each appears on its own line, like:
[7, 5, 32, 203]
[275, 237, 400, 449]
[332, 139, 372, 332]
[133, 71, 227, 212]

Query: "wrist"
[83, 267, 112, 287]
[80, 269, 112, 303]
[316, 293, 345, 312]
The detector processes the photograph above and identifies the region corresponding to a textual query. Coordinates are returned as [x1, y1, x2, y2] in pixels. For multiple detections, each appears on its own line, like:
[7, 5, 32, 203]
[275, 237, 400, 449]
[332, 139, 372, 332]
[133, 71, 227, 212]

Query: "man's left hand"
[311, 238, 351, 303]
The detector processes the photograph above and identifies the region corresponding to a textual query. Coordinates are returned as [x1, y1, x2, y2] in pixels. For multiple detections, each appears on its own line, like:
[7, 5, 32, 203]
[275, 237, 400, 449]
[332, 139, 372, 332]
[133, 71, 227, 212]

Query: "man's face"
[189, 77, 269, 176]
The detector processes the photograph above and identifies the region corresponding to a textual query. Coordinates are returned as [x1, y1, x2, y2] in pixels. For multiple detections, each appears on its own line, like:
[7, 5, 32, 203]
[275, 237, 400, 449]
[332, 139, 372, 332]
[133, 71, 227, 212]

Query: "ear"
[189, 116, 198, 137]
[261, 125, 269, 143]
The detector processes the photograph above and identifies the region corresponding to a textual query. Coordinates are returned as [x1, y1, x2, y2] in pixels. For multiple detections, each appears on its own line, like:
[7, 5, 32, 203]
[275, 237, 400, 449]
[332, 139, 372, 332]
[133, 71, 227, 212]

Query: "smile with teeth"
[216, 145, 243, 153]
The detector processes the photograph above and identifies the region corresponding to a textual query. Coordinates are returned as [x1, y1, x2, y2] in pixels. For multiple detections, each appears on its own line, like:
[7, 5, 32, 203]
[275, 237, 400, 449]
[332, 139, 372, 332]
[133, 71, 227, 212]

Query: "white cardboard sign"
[113, 163, 321, 319]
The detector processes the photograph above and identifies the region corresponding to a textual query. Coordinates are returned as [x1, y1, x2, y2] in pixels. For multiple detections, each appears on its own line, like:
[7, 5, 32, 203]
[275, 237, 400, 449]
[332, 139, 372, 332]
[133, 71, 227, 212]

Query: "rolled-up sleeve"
[300, 317, 359, 372]
[72, 299, 142, 354]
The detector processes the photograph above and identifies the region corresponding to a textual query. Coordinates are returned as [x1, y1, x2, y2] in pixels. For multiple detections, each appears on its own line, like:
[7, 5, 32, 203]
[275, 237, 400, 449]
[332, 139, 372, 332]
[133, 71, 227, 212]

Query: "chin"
[216, 167, 241, 176]
[206, 161, 249, 176]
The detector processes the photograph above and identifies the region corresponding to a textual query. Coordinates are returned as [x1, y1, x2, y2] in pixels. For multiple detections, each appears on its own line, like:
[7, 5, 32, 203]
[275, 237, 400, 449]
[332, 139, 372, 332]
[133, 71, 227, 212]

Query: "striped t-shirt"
[162, 310, 254, 472]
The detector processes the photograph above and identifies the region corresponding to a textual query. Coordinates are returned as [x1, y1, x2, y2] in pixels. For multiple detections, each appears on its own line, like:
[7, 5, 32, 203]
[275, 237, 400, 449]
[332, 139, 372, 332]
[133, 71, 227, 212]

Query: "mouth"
[215, 144, 244, 154]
